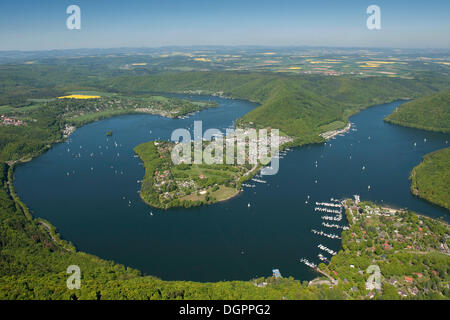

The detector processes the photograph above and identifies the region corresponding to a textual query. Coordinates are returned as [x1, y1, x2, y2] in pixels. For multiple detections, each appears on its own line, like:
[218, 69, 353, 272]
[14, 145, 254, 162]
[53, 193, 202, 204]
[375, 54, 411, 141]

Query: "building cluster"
[344, 198, 449, 299]
[154, 169, 171, 188]
[0, 115, 24, 126]
[222, 128, 293, 164]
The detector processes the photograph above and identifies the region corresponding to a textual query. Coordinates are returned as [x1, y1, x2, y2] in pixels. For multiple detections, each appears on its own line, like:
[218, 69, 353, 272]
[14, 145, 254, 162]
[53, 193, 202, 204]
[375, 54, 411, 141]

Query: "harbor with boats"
[300, 197, 349, 273]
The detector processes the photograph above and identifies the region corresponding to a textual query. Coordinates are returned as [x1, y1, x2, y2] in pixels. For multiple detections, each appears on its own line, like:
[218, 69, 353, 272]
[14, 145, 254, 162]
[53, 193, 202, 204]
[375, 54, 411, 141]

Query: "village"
[0, 115, 24, 127]
[320, 196, 450, 299]
[134, 129, 295, 210]
[295, 194, 449, 299]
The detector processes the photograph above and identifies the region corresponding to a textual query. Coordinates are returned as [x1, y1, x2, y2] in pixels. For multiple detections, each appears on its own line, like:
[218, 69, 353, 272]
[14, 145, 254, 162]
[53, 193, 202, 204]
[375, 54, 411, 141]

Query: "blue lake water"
[14, 97, 449, 282]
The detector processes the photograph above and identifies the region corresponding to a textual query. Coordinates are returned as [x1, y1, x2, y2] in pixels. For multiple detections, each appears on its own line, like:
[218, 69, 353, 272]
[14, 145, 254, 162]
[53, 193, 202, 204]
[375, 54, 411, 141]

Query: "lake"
[14, 96, 449, 282]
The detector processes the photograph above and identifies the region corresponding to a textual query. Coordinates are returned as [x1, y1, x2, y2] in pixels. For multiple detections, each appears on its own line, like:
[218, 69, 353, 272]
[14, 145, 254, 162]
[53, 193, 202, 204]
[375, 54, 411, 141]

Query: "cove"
[14, 96, 449, 282]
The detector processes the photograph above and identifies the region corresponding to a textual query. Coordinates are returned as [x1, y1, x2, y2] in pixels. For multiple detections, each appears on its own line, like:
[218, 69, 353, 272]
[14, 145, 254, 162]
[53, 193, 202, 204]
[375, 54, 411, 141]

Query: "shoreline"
[319, 122, 352, 140]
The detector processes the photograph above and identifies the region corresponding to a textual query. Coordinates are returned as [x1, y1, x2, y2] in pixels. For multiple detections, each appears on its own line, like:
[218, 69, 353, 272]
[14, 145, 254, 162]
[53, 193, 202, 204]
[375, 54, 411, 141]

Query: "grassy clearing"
[318, 120, 346, 132]
[0, 104, 43, 114]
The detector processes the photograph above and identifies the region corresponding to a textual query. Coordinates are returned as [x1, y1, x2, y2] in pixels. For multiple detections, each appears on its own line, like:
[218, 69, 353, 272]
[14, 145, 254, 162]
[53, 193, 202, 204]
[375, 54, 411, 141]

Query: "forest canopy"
[385, 91, 450, 133]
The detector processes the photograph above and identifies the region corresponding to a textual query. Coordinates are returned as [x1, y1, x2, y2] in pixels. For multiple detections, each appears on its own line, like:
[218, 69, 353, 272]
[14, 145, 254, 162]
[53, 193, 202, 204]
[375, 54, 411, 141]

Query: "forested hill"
[410, 148, 450, 210]
[385, 91, 450, 133]
[99, 72, 449, 145]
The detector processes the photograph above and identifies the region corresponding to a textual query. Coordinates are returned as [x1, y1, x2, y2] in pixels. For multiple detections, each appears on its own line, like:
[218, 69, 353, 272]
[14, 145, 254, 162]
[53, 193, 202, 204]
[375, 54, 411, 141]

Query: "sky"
[0, 0, 449, 51]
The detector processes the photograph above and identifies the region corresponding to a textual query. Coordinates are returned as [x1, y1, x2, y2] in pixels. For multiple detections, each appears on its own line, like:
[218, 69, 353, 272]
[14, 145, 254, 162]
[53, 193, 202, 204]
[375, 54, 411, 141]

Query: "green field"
[318, 120, 347, 132]
[0, 103, 43, 114]
[68, 90, 117, 97]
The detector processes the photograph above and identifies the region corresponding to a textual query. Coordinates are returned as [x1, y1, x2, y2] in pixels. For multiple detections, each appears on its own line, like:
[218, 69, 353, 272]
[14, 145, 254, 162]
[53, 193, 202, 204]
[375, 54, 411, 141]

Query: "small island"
[134, 140, 264, 209]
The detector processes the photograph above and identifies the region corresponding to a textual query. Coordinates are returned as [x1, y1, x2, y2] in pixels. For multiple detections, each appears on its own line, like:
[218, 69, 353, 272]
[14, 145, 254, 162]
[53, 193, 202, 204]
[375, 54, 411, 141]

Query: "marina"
[300, 197, 344, 269]
[318, 244, 337, 256]
[251, 178, 267, 184]
[311, 228, 341, 239]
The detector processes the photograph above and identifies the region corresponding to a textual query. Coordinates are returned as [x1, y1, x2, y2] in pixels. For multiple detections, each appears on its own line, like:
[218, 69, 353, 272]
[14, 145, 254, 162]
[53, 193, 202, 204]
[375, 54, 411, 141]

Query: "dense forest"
[410, 148, 450, 210]
[385, 91, 450, 133]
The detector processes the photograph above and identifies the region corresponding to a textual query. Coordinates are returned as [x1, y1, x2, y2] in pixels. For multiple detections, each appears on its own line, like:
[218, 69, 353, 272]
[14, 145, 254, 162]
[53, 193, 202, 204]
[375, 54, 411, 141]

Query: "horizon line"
[1, 44, 450, 54]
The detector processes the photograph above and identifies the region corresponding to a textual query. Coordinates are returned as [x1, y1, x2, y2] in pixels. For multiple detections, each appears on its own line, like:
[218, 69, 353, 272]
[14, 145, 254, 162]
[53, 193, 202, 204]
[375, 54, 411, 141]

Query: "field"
[58, 94, 101, 99]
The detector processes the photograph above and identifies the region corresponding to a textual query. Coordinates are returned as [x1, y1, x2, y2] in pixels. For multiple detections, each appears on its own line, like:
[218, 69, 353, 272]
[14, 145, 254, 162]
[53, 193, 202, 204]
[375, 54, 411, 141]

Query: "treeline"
[384, 91, 450, 133]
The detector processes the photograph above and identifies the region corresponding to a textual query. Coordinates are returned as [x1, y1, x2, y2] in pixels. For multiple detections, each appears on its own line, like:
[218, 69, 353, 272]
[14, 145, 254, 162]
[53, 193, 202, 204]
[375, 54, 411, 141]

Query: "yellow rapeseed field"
[58, 94, 101, 100]
[193, 57, 211, 62]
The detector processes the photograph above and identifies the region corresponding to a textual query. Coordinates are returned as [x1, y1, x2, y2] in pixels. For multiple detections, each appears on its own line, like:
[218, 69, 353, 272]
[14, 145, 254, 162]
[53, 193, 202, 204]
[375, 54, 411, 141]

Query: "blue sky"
[0, 0, 449, 50]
